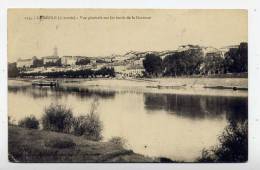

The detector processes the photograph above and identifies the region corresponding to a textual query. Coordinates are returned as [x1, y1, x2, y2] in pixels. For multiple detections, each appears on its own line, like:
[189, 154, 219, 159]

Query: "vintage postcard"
[8, 9, 248, 163]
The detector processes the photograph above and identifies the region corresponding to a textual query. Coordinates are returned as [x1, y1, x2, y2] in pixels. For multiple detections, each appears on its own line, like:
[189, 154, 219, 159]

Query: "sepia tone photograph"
[7, 9, 248, 163]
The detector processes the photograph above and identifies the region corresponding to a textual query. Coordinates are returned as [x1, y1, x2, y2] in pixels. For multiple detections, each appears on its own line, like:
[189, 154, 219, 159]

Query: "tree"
[44, 58, 62, 67]
[163, 53, 181, 76]
[32, 58, 43, 68]
[224, 42, 248, 73]
[197, 121, 248, 162]
[76, 58, 90, 65]
[163, 48, 203, 76]
[202, 52, 224, 75]
[143, 54, 162, 76]
[8, 62, 19, 78]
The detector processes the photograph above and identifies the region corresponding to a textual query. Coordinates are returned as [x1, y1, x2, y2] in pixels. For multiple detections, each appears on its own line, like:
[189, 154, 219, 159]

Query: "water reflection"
[144, 93, 247, 121]
[8, 85, 116, 99]
[8, 82, 248, 161]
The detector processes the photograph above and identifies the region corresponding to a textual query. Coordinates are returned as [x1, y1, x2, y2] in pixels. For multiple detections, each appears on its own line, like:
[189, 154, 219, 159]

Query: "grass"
[8, 126, 156, 163]
[44, 137, 76, 149]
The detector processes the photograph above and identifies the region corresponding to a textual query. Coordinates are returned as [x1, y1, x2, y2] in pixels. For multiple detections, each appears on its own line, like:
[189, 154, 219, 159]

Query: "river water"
[8, 80, 247, 161]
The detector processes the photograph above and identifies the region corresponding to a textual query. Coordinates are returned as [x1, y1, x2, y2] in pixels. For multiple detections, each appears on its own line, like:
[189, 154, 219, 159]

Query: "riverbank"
[9, 77, 248, 88]
[8, 77, 248, 97]
[9, 125, 157, 163]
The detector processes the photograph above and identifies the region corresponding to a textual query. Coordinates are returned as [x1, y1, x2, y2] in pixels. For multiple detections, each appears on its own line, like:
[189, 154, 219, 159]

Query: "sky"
[8, 9, 248, 62]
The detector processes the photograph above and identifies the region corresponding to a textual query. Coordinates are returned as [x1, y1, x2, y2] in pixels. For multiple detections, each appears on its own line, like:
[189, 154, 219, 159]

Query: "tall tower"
[53, 46, 58, 56]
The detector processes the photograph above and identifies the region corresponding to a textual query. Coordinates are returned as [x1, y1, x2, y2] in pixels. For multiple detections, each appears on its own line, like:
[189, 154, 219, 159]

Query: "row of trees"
[143, 42, 248, 77]
[8, 62, 19, 78]
[19, 67, 115, 78]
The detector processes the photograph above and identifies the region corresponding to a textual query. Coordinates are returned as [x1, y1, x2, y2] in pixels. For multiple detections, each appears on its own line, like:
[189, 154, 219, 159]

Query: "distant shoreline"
[8, 77, 248, 97]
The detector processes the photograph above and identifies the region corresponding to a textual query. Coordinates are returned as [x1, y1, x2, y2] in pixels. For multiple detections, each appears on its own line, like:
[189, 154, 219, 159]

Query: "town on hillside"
[8, 42, 248, 79]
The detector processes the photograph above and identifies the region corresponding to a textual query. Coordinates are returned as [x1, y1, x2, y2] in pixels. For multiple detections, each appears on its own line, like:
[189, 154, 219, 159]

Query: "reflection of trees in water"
[56, 86, 116, 99]
[8, 85, 116, 100]
[8, 86, 29, 93]
[143, 93, 247, 121]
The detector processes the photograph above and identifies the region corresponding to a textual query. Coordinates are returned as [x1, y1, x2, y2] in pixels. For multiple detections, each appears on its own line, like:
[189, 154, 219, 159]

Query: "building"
[220, 45, 239, 57]
[17, 56, 37, 68]
[202, 47, 224, 58]
[42, 56, 60, 65]
[61, 56, 77, 66]
[123, 68, 145, 78]
[61, 56, 88, 66]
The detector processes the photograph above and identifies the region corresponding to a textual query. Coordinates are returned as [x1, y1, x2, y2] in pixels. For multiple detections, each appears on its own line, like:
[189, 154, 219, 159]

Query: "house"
[42, 56, 60, 65]
[123, 68, 145, 78]
[220, 45, 239, 57]
[61, 56, 77, 66]
[17, 56, 37, 68]
[61, 56, 88, 66]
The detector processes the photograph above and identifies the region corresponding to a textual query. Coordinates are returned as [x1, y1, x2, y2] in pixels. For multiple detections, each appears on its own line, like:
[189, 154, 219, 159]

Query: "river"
[8, 79, 248, 161]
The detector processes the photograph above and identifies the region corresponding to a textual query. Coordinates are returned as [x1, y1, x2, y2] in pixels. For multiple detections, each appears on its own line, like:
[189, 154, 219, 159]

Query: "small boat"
[32, 80, 59, 87]
[146, 84, 187, 89]
[204, 86, 248, 91]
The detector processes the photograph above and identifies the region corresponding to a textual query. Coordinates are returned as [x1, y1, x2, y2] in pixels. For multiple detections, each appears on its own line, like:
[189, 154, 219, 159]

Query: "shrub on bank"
[72, 114, 102, 141]
[109, 137, 126, 147]
[18, 115, 39, 129]
[42, 104, 73, 133]
[197, 120, 248, 163]
[18, 102, 103, 141]
[72, 99, 103, 141]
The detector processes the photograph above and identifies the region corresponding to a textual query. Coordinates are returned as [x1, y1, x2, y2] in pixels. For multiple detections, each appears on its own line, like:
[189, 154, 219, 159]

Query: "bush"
[72, 99, 103, 141]
[143, 54, 162, 76]
[18, 115, 39, 129]
[44, 137, 76, 149]
[42, 104, 73, 133]
[109, 137, 126, 147]
[197, 120, 248, 162]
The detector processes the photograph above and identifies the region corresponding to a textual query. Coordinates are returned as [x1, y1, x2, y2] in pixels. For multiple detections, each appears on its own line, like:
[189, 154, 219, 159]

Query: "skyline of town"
[8, 9, 247, 62]
[10, 42, 245, 64]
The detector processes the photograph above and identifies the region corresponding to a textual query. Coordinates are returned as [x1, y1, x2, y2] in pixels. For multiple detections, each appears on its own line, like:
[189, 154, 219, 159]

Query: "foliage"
[202, 52, 224, 75]
[42, 104, 73, 133]
[197, 120, 248, 163]
[109, 137, 126, 147]
[76, 58, 90, 65]
[95, 67, 115, 77]
[163, 48, 203, 76]
[8, 62, 19, 78]
[19, 67, 115, 78]
[32, 58, 44, 68]
[72, 99, 103, 141]
[44, 137, 76, 149]
[143, 54, 162, 76]
[44, 58, 62, 67]
[142, 43, 247, 77]
[224, 42, 248, 73]
[18, 115, 39, 129]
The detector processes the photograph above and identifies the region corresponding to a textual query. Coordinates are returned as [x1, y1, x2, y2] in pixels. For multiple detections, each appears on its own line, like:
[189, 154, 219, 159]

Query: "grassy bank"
[9, 125, 156, 163]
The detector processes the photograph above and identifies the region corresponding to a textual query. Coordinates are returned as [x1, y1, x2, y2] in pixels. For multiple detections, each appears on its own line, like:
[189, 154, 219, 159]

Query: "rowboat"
[146, 84, 187, 89]
[32, 80, 59, 86]
[204, 86, 248, 91]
